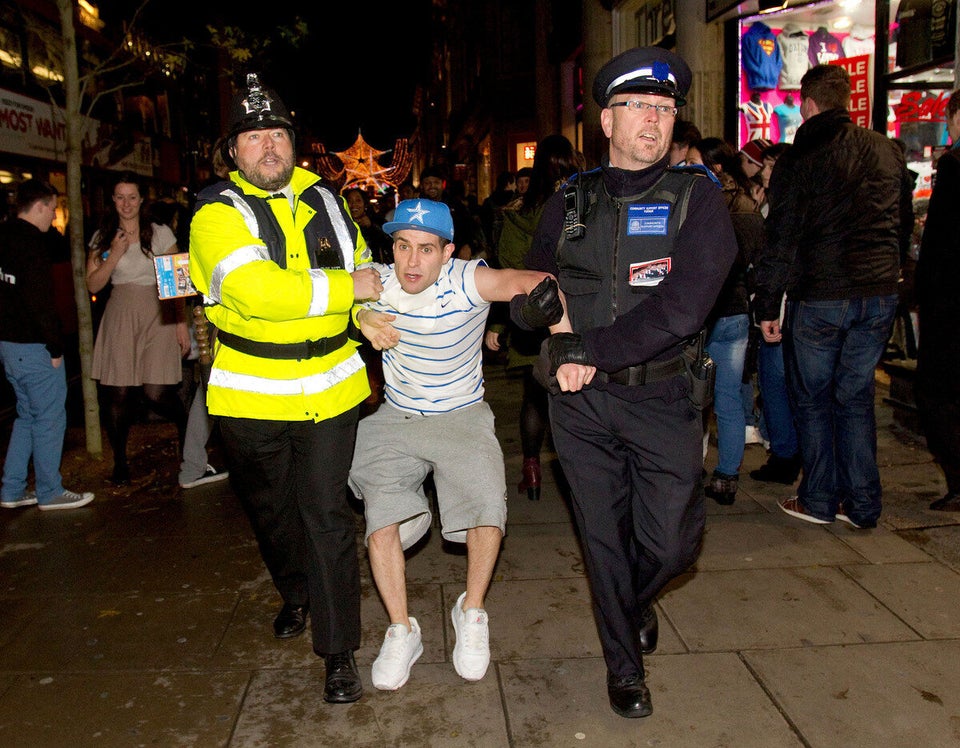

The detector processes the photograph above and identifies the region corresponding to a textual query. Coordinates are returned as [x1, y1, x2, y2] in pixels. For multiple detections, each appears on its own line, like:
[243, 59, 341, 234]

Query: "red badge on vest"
[629, 257, 671, 286]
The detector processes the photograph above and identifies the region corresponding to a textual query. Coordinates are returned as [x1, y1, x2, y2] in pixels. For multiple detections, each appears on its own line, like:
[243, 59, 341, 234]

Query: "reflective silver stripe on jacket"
[316, 187, 359, 272]
[208, 245, 270, 303]
[208, 351, 365, 395]
[307, 269, 330, 317]
[220, 186, 262, 238]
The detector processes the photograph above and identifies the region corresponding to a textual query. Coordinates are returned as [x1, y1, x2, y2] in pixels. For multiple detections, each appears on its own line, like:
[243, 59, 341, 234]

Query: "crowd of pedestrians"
[1, 53, 958, 727]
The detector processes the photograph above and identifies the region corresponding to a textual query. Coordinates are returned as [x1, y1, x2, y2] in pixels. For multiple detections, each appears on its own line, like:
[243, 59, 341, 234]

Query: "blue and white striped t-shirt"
[366, 258, 490, 415]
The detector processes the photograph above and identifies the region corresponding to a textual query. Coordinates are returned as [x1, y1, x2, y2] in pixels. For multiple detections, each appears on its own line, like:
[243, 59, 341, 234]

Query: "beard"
[239, 155, 295, 192]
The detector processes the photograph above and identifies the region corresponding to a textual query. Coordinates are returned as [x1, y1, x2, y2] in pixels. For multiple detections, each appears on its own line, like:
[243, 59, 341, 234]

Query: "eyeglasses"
[610, 100, 678, 117]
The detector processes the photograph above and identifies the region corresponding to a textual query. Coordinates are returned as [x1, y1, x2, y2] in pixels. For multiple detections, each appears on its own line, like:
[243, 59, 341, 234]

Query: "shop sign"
[893, 91, 952, 123]
[0, 87, 152, 176]
[0, 88, 77, 161]
[831, 55, 871, 128]
[637, 0, 675, 47]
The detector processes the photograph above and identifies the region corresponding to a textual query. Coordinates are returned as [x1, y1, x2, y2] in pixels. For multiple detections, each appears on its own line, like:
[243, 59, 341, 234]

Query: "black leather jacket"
[753, 107, 909, 322]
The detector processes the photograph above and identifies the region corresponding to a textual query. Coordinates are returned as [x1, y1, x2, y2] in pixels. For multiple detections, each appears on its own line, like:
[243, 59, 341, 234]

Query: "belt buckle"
[305, 338, 323, 358]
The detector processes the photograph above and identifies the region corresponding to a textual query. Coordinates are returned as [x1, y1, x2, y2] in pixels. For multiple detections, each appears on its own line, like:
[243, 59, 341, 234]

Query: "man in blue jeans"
[753, 64, 910, 529]
[0, 179, 94, 511]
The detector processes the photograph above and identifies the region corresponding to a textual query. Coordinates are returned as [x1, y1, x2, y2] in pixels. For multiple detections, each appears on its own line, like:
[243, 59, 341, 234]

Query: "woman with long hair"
[87, 172, 190, 485]
[486, 134, 584, 499]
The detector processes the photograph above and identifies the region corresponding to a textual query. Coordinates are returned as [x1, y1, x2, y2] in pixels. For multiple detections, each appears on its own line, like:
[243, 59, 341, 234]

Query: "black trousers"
[916, 306, 960, 493]
[220, 409, 361, 656]
[550, 386, 705, 678]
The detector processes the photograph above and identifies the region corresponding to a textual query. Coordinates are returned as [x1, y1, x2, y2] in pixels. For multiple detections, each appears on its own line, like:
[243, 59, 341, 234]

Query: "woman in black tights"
[485, 135, 583, 499]
[86, 173, 190, 484]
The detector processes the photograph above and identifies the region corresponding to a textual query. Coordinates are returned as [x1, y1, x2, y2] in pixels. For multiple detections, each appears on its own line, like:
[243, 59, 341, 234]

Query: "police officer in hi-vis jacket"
[190, 73, 382, 705]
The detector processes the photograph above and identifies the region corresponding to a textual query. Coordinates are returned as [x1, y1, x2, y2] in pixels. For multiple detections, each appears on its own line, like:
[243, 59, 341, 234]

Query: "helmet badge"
[241, 73, 274, 118]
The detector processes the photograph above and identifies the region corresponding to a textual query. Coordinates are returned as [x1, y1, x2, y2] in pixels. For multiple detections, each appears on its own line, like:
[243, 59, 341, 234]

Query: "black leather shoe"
[930, 492, 960, 512]
[323, 650, 362, 703]
[607, 673, 653, 718]
[273, 602, 308, 639]
[639, 605, 659, 654]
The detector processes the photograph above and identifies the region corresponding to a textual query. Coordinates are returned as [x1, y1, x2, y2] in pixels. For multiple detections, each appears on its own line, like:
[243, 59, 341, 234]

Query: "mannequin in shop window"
[774, 94, 802, 144]
[741, 93, 774, 142]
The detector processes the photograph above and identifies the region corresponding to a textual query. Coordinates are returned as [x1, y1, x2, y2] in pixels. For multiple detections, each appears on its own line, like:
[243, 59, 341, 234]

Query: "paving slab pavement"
[0, 364, 958, 746]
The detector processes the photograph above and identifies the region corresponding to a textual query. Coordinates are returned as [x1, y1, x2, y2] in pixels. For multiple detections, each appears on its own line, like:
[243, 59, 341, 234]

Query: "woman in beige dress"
[87, 172, 190, 485]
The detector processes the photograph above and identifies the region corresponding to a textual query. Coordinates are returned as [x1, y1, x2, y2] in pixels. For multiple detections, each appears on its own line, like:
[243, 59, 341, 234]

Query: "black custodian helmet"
[223, 73, 295, 143]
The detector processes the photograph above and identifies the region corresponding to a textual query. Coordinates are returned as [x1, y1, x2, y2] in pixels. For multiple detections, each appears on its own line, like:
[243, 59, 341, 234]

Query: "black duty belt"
[216, 329, 349, 360]
[595, 354, 687, 387]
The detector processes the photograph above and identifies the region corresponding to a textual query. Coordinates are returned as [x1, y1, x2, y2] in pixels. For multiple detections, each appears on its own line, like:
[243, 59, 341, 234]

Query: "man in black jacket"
[519, 47, 737, 719]
[915, 88, 960, 512]
[753, 64, 908, 529]
[0, 180, 94, 511]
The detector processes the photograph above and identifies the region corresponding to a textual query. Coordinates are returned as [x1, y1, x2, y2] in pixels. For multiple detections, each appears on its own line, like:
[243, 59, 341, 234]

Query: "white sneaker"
[451, 592, 490, 681]
[744, 425, 764, 445]
[371, 617, 423, 690]
[38, 490, 94, 511]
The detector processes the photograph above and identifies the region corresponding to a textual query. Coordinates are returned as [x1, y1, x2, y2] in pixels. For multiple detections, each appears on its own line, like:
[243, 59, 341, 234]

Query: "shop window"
[733, 1, 955, 200]
[737, 1, 877, 147]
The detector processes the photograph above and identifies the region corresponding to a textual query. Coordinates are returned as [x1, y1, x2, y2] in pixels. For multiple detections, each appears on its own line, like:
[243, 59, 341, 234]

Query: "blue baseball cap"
[382, 199, 454, 242]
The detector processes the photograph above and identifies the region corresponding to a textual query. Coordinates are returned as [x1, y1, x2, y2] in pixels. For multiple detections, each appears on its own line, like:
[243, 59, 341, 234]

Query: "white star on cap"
[405, 201, 429, 224]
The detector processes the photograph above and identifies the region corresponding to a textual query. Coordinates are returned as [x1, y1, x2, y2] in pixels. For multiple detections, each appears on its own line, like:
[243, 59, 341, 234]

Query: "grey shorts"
[349, 402, 508, 549]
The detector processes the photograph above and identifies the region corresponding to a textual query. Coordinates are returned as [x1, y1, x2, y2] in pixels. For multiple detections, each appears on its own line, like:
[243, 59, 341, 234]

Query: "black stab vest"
[557, 167, 701, 331]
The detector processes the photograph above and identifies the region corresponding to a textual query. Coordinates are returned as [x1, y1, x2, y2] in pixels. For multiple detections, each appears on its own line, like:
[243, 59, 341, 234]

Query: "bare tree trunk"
[56, 0, 102, 457]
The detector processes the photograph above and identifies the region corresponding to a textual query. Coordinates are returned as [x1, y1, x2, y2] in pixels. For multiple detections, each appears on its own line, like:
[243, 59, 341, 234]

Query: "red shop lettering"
[0, 108, 33, 132]
[893, 91, 950, 123]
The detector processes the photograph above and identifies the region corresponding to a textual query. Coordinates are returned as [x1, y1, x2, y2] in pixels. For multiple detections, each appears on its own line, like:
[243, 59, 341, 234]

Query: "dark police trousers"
[550, 385, 705, 677]
[219, 409, 362, 655]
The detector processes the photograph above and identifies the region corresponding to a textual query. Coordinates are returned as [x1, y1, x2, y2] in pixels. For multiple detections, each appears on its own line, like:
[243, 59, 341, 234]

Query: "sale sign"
[831, 55, 871, 128]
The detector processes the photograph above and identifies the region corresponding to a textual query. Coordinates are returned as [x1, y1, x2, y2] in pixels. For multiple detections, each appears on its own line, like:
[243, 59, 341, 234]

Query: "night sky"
[98, 0, 434, 151]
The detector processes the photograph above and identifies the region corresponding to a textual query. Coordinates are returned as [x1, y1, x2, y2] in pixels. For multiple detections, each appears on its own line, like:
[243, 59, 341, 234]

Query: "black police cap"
[593, 47, 692, 108]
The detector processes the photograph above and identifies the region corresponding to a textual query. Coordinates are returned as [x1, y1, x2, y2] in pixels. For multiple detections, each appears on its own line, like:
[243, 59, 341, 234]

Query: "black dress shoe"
[607, 673, 653, 718]
[273, 602, 308, 639]
[639, 605, 659, 654]
[930, 492, 960, 512]
[323, 650, 362, 703]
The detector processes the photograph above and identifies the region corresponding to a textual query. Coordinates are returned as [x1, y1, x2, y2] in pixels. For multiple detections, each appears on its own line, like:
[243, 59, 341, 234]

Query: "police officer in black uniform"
[517, 47, 738, 718]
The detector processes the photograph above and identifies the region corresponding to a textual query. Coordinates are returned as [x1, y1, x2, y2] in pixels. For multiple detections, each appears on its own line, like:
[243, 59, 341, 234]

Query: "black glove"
[517, 277, 564, 329]
[547, 332, 591, 375]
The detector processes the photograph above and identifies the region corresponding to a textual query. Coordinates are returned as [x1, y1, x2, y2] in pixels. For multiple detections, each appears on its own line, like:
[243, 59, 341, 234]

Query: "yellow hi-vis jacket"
[189, 167, 371, 422]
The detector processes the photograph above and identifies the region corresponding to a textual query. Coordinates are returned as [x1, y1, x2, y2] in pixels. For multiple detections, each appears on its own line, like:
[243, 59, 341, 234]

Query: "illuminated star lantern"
[314, 131, 413, 192]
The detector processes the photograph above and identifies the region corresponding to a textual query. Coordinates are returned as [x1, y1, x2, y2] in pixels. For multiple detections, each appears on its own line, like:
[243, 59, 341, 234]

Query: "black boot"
[706, 470, 738, 505]
[749, 453, 802, 484]
[108, 462, 130, 486]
